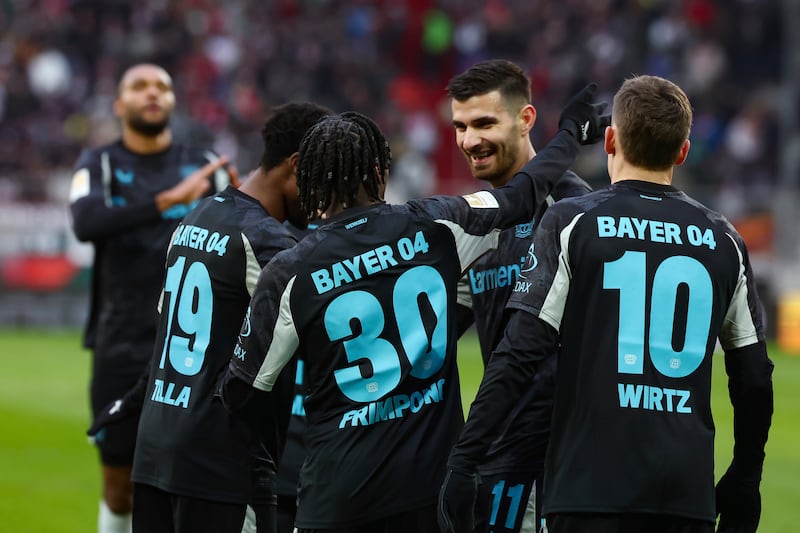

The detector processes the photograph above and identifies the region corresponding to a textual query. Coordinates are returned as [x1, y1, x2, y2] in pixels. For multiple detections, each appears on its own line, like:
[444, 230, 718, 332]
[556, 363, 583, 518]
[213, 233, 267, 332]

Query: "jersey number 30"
[324, 265, 447, 402]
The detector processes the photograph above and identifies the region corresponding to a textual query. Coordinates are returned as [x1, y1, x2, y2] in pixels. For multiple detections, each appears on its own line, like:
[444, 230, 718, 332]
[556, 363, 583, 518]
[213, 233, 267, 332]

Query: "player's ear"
[674, 139, 690, 166]
[520, 104, 536, 135]
[113, 98, 124, 119]
[287, 152, 300, 176]
[604, 125, 615, 155]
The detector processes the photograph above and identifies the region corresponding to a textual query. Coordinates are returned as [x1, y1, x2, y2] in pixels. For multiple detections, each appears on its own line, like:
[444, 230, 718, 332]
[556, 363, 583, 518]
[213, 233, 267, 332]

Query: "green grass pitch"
[0, 329, 798, 531]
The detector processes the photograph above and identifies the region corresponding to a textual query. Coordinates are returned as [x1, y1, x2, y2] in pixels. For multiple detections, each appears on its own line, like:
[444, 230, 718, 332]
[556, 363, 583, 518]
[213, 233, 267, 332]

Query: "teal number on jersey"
[489, 479, 526, 529]
[325, 265, 447, 402]
[159, 256, 213, 376]
[604, 251, 712, 378]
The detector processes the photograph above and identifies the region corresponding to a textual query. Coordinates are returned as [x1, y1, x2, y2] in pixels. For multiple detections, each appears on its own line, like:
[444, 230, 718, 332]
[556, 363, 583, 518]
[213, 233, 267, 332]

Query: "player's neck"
[121, 128, 172, 154]
[240, 167, 287, 222]
[611, 162, 673, 186]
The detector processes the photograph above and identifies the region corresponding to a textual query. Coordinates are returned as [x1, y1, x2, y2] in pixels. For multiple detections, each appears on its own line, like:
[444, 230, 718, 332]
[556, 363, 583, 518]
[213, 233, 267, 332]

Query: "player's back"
[262, 202, 470, 527]
[518, 180, 760, 521]
[133, 186, 296, 503]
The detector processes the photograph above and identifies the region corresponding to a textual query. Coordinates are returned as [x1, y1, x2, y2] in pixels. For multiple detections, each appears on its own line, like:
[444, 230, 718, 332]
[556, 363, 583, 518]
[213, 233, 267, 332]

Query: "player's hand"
[155, 156, 230, 211]
[716, 463, 761, 533]
[558, 83, 610, 145]
[86, 394, 141, 438]
[438, 466, 479, 533]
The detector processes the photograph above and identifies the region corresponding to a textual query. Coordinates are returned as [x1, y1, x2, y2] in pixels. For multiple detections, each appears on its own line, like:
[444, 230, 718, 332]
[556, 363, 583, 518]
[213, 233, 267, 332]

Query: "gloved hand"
[716, 462, 762, 533]
[558, 83, 610, 145]
[438, 466, 479, 533]
[87, 378, 146, 437]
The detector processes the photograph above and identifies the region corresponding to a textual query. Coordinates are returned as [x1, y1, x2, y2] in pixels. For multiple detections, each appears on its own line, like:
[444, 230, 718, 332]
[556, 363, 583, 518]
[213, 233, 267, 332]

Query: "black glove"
[716, 462, 762, 533]
[558, 83, 610, 145]
[438, 466, 479, 533]
[87, 372, 148, 437]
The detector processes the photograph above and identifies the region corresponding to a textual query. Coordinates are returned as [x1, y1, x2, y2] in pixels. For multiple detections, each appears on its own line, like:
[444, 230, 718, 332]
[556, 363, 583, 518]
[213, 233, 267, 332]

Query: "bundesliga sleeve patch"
[69, 168, 90, 202]
[462, 190, 499, 209]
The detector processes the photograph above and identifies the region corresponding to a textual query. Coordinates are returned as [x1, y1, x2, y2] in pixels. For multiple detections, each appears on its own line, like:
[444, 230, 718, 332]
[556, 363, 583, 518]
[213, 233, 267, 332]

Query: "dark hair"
[260, 102, 334, 171]
[446, 59, 531, 111]
[612, 75, 693, 171]
[297, 112, 392, 220]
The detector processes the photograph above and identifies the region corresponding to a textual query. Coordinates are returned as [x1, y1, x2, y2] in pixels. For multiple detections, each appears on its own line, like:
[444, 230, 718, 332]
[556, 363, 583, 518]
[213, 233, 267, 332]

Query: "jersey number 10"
[603, 251, 712, 378]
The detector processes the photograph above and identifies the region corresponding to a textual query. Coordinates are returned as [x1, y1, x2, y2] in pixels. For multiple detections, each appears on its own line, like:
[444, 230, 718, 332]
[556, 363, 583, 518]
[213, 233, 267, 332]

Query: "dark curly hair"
[297, 112, 392, 220]
[260, 102, 334, 171]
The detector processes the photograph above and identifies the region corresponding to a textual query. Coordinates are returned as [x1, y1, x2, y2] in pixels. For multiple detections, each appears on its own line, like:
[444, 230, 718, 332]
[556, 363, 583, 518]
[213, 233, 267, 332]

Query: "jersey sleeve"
[224, 251, 300, 393]
[506, 200, 584, 330]
[411, 130, 580, 273]
[448, 309, 560, 469]
[69, 149, 162, 242]
[718, 230, 767, 351]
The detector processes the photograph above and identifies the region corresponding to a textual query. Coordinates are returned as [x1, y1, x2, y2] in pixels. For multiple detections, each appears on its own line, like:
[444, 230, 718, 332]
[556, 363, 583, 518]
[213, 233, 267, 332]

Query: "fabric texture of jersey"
[506, 180, 766, 521]
[273, 222, 316, 499]
[132, 186, 298, 504]
[467, 171, 591, 476]
[70, 141, 227, 374]
[225, 130, 580, 528]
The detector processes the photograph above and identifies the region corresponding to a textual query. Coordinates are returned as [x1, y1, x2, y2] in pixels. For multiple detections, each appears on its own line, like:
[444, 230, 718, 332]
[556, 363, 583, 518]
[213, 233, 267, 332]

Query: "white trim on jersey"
[434, 218, 501, 275]
[253, 275, 300, 392]
[538, 212, 584, 331]
[101, 150, 112, 207]
[456, 276, 473, 309]
[204, 150, 230, 192]
[719, 233, 760, 350]
[241, 233, 261, 297]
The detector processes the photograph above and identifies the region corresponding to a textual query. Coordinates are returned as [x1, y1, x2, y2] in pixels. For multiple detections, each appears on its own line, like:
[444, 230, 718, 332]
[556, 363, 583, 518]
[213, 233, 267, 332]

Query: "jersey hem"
[131, 474, 252, 505]
[542, 504, 715, 523]
[294, 495, 436, 528]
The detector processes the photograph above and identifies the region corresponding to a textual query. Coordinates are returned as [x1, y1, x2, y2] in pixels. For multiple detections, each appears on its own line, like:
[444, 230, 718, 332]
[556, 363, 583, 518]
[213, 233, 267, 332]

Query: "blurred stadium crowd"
[0, 0, 785, 324]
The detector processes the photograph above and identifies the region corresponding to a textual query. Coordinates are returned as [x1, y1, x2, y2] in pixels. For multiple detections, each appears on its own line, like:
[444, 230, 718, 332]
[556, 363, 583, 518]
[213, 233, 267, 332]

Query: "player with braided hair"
[222, 86, 608, 532]
[296, 112, 390, 220]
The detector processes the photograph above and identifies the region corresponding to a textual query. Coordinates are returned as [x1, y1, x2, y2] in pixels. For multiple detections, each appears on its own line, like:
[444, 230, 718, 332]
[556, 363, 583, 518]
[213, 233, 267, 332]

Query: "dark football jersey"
[274, 221, 318, 498]
[224, 131, 581, 528]
[500, 180, 765, 521]
[464, 171, 591, 475]
[69, 141, 228, 372]
[464, 172, 590, 362]
[131, 186, 298, 503]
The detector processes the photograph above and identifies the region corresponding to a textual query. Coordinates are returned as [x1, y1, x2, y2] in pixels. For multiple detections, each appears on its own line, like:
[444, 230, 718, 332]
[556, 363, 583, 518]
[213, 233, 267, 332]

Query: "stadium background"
[0, 1, 798, 531]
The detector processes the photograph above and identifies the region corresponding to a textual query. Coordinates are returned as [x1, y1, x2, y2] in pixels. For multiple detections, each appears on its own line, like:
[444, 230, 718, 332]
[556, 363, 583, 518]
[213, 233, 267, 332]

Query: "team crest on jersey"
[114, 168, 134, 185]
[462, 190, 499, 209]
[521, 242, 538, 273]
[515, 222, 533, 238]
[240, 308, 252, 338]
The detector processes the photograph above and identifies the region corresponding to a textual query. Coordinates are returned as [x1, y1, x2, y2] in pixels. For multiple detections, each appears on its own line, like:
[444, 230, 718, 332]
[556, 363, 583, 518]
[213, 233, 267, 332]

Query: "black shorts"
[476, 470, 540, 533]
[132, 483, 248, 533]
[296, 504, 438, 533]
[544, 513, 714, 533]
[90, 363, 143, 466]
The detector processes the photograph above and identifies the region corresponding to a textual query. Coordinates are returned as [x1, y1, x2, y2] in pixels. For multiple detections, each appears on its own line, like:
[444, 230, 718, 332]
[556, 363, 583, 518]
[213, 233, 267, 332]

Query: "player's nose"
[462, 127, 482, 151]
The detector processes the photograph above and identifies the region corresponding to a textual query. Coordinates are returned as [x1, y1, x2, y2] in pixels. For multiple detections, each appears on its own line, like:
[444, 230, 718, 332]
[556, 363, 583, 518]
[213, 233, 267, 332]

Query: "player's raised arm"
[487, 83, 607, 220]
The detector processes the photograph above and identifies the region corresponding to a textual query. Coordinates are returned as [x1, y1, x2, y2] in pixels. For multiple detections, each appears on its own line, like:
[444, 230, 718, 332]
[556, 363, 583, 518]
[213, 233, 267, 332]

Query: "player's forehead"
[451, 90, 512, 124]
[118, 65, 172, 90]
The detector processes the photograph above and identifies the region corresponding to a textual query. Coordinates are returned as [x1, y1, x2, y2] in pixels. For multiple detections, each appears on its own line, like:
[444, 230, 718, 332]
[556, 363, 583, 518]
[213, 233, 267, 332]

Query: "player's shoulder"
[73, 140, 123, 169]
[169, 142, 218, 164]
